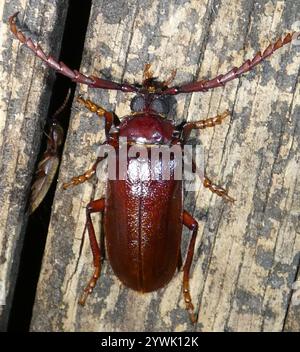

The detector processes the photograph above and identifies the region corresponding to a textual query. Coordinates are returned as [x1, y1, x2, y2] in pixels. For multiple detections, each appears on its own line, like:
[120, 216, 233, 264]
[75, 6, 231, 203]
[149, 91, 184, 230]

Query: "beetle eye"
[150, 97, 169, 115]
[130, 95, 145, 112]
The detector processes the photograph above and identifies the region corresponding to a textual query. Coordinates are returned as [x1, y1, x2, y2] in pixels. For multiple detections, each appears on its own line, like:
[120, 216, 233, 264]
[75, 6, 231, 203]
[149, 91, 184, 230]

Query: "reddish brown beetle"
[9, 12, 296, 323]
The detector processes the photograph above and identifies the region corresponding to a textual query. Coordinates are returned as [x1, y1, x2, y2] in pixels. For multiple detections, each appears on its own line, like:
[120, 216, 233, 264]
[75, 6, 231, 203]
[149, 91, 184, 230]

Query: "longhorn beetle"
[9, 12, 297, 323]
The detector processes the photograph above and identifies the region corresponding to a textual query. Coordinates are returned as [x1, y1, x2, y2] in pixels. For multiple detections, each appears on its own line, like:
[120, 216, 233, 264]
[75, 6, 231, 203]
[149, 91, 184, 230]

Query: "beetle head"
[130, 64, 177, 115]
[131, 94, 174, 115]
[141, 63, 177, 93]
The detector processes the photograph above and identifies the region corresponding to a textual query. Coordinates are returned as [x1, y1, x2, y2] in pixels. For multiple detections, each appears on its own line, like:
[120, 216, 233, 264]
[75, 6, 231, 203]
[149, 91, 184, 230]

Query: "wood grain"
[2, 0, 299, 332]
[0, 0, 68, 331]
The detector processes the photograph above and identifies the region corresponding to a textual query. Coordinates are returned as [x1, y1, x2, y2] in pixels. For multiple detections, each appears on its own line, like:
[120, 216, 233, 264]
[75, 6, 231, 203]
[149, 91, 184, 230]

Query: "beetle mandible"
[9, 12, 297, 323]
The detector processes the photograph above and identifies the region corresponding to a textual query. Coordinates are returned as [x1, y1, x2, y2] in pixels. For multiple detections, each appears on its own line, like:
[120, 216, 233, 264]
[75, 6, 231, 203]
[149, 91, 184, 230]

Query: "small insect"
[29, 90, 70, 213]
[9, 12, 297, 323]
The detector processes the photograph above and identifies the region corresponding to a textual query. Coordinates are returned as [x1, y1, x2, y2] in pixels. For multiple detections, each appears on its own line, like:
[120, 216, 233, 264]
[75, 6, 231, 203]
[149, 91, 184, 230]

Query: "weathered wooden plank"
[30, 0, 300, 332]
[284, 264, 300, 331]
[0, 1, 68, 331]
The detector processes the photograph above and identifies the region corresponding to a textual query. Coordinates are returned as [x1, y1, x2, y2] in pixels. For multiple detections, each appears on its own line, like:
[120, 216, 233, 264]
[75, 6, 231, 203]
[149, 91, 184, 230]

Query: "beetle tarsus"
[77, 95, 120, 136]
[182, 211, 199, 324]
[184, 295, 198, 324]
[78, 199, 105, 306]
[194, 110, 230, 129]
[182, 110, 230, 141]
[77, 95, 107, 117]
[79, 267, 100, 305]
[183, 282, 198, 324]
[63, 150, 109, 190]
[63, 169, 96, 189]
[203, 177, 235, 202]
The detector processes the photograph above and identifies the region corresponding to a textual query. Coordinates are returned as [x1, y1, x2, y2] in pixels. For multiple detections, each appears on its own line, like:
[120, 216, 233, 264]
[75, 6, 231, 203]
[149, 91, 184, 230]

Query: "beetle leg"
[63, 140, 110, 189]
[190, 157, 235, 202]
[63, 154, 107, 189]
[203, 176, 235, 202]
[182, 210, 199, 324]
[182, 110, 230, 141]
[79, 198, 105, 306]
[77, 96, 120, 136]
[163, 32, 294, 95]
